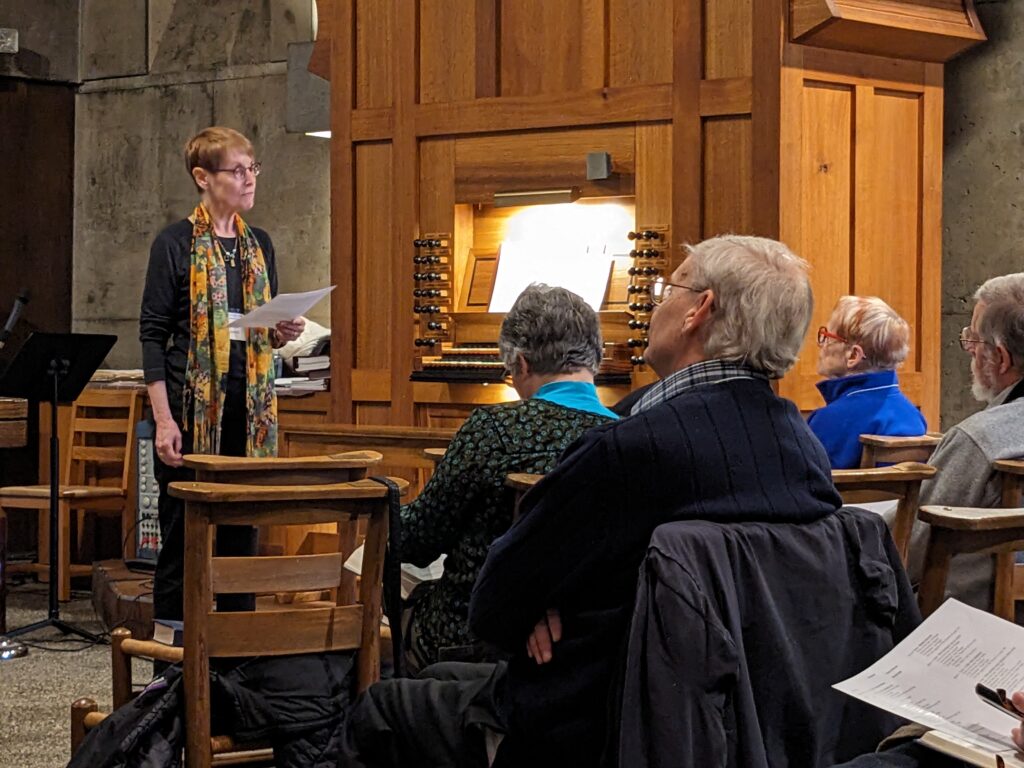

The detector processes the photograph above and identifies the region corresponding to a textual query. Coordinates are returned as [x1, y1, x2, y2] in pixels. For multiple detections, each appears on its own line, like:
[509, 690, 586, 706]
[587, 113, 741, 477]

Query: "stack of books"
[275, 376, 328, 393]
[293, 354, 330, 379]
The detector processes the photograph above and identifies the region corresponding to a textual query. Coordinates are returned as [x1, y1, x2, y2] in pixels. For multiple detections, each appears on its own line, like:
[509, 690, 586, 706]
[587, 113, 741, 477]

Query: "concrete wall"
[72, 0, 331, 368]
[0, 0, 80, 82]
[941, 0, 1024, 428]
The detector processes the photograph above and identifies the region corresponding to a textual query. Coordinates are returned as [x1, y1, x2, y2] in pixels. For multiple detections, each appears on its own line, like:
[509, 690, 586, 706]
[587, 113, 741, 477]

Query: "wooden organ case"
[311, 0, 984, 430]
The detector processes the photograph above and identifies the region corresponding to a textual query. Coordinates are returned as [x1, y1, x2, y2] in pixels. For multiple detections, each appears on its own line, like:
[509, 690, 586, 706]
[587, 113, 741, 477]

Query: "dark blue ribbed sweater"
[470, 377, 842, 765]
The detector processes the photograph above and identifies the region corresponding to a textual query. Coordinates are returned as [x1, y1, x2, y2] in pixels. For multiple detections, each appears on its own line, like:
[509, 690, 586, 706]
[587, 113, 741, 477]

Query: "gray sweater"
[908, 379, 1024, 609]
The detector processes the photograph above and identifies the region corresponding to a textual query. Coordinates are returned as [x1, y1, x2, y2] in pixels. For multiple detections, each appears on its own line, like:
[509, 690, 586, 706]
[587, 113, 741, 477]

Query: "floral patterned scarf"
[184, 202, 277, 457]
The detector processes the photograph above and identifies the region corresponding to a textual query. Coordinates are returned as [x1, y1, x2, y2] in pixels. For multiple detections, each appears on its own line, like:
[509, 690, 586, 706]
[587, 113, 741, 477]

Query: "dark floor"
[0, 581, 150, 768]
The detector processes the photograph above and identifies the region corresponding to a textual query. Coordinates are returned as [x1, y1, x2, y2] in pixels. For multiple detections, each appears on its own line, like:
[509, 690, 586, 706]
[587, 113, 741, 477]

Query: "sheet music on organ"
[835, 599, 1024, 765]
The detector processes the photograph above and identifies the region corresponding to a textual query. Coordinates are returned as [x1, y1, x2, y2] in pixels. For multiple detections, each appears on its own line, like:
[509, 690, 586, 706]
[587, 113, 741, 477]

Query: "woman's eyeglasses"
[209, 161, 262, 182]
[817, 326, 847, 347]
[651, 277, 704, 306]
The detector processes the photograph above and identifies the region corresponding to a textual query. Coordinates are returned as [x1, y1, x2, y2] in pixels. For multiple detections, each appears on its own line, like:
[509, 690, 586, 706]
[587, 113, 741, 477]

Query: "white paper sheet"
[344, 544, 445, 601]
[488, 241, 615, 313]
[228, 286, 335, 328]
[835, 599, 1024, 754]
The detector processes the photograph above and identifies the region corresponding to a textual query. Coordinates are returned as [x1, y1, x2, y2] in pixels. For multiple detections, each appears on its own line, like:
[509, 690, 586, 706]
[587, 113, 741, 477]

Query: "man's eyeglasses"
[651, 277, 704, 306]
[817, 326, 847, 347]
[958, 327, 992, 352]
[209, 161, 262, 181]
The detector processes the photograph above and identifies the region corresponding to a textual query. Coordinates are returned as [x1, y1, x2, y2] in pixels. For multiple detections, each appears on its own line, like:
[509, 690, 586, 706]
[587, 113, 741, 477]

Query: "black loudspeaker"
[586, 151, 612, 180]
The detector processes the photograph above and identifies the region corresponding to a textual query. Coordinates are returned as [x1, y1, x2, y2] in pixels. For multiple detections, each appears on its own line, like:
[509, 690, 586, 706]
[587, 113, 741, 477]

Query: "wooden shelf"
[791, 0, 985, 62]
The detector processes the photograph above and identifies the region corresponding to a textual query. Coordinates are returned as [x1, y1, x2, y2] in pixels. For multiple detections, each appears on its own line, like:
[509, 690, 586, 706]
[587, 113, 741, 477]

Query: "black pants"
[339, 662, 508, 768]
[152, 394, 257, 621]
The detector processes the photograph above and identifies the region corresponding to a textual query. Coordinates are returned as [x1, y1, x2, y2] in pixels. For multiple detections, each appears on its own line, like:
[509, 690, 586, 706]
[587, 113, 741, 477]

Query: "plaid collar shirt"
[631, 359, 771, 415]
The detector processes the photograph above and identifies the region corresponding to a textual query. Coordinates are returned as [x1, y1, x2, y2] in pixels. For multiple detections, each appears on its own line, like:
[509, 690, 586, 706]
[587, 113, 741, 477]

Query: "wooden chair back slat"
[73, 389, 134, 408]
[205, 604, 364, 657]
[859, 432, 942, 468]
[210, 553, 345, 594]
[74, 418, 131, 434]
[70, 446, 125, 463]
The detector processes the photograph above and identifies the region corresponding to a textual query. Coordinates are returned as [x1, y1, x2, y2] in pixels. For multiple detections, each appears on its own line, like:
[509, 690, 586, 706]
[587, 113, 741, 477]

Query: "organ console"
[409, 219, 649, 387]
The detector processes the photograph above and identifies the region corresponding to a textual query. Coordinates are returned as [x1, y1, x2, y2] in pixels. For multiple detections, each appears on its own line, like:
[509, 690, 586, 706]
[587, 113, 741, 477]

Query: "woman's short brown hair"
[184, 127, 254, 190]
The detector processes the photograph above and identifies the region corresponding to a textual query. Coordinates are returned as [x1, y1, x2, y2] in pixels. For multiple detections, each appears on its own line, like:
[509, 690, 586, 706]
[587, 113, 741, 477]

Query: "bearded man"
[909, 273, 1024, 609]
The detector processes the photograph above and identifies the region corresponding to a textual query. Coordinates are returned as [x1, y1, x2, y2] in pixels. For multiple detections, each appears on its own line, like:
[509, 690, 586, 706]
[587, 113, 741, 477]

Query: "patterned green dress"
[402, 398, 615, 666]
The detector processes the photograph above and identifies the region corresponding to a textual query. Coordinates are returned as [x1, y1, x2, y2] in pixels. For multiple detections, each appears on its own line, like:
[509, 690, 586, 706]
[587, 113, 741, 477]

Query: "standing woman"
[140, 127, 304, 621]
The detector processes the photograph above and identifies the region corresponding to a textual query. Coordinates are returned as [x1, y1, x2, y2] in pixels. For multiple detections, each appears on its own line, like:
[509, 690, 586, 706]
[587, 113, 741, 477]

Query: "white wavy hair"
[975, 273, 1024, 375]
[829, 295, 911, 371]
[686, 235, 814, 378]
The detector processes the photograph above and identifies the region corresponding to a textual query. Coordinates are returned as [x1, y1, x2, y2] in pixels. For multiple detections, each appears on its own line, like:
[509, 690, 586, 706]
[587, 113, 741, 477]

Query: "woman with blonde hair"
[140, 126, 305, 621]
[808, 295, 927, 468]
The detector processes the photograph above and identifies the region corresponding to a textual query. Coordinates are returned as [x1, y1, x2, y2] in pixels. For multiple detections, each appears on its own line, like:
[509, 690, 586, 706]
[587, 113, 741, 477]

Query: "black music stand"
[0, 332, 116, 642]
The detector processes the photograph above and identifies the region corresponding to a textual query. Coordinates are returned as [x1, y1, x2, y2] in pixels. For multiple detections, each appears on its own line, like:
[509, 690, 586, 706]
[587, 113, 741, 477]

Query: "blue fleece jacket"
[808, 370, 927, 469]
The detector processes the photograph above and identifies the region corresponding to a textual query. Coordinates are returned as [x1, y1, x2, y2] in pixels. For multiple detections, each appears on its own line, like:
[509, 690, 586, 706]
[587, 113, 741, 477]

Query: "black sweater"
[469, 377, 843, 766]
[139, 219, 277, 424]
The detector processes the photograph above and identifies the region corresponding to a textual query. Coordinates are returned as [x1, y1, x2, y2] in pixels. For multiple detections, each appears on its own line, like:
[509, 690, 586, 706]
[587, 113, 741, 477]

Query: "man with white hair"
[909, 273, 1024, 609]
[340, 236, 844, 767]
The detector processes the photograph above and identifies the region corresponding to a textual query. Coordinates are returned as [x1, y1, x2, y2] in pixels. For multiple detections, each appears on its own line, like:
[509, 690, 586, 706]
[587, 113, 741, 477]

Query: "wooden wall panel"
[355, 0, 394, 108]
[854, 87, 923, 370]
[500, 0, 606, 96]
[354, 142, 394, 370]
[635, 123, 673, 232]
[705, 0, 753, 78]
[419, 0, 477, 103]
[355, 404, 395, 426]
[608, 0, 672, 86]
[454, 126, 636, 203]
[781, 78, 855, 406]
[778, 47, 939, 424]
[701, 116, 753, 239]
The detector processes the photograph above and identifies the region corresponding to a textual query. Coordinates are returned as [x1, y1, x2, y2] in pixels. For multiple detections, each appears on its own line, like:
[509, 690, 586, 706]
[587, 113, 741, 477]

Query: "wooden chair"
[915, 459, 1024, 621]
[859, 432, 942, 468]
[916, 504, 1024, 621]
[72, 473, 407, 767]
[831, 462, 938, 565]
[0, 388, 140, 600]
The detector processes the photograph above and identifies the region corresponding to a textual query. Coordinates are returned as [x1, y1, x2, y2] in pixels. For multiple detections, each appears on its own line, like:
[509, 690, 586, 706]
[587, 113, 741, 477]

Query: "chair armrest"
[918, 505, 1024, 531]
[832, 462, 937, 485]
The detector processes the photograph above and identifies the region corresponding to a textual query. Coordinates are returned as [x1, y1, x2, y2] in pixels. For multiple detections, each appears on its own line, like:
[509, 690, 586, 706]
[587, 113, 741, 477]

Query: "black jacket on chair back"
[615, 507, 918, 768]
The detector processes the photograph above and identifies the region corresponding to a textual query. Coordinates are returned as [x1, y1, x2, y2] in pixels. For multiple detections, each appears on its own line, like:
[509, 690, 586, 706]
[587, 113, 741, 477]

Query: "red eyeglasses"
[817, 326, 847, 347]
